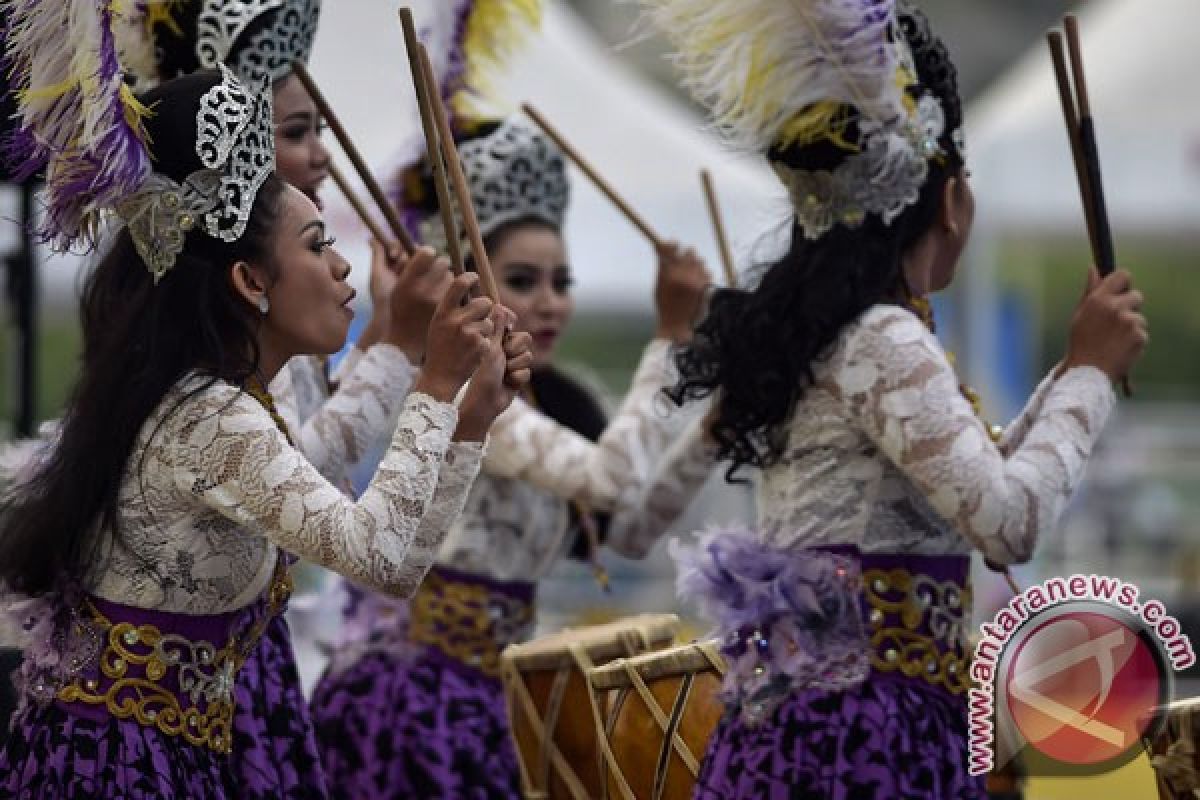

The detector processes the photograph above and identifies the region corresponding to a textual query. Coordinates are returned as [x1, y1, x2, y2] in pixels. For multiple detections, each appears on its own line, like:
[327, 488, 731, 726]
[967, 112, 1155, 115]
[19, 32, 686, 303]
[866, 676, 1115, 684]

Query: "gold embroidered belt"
[408, 565, 535, 678]
[860, 552, 973, 696]
[51, 561, 293, 753]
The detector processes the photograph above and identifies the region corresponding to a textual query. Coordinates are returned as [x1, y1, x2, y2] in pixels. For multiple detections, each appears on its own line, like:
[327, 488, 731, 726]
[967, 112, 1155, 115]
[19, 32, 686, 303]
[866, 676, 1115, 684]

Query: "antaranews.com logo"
[969, 574, 1195, 776]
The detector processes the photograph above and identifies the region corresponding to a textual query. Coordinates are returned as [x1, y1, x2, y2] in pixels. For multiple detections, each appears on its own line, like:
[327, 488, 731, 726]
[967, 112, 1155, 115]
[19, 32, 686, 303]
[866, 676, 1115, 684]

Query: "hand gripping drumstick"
[1047, 17, 1132, 396]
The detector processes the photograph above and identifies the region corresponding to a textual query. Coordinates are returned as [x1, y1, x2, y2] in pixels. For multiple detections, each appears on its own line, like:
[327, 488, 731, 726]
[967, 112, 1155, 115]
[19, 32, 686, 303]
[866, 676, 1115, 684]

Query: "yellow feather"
[119, 83, 154, 144]
[452, 0, 542, 121]
[143, 1, 188, 37]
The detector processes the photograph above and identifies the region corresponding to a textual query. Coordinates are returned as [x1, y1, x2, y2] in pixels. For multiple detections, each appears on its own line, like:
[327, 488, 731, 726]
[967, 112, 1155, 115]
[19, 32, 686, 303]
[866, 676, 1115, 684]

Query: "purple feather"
[671, 529, 869, 724]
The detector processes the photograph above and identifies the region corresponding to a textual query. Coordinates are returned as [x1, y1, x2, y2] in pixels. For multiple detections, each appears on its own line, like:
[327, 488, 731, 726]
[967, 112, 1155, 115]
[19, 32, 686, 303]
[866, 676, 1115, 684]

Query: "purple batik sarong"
[1, 593, 259, 798]
[310, 565, 534, 799]
[231, 614, 329, 799]
[1, 557, 294, 799]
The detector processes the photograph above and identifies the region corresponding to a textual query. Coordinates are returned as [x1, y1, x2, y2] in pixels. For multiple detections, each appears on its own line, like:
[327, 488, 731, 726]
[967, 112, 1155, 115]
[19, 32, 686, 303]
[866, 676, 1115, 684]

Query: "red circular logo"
[1004, 610, 1165, 766]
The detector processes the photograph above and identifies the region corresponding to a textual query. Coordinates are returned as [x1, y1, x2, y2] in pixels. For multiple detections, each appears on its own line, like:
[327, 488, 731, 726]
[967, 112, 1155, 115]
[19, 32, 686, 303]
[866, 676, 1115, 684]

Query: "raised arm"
[483, 339, 695, 511]
[272, 346, 417, 483]
[605, 408, 719, 558]
[838, 306, 1116, 565]
[173, 384, 475, 597]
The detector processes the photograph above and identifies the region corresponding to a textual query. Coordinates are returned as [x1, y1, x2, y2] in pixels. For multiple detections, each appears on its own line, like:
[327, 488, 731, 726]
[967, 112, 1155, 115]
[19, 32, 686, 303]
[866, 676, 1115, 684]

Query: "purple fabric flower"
[671, 529, 869, 725]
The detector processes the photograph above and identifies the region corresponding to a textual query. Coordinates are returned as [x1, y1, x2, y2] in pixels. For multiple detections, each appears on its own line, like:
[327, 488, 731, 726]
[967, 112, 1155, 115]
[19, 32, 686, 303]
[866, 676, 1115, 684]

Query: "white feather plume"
[640, 0, 909, 152]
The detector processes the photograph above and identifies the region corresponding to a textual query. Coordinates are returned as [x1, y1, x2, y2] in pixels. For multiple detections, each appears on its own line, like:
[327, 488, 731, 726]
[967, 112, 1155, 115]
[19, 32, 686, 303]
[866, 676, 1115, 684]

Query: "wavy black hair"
[0, 71, 287, 595]
[667, 5, 965, 479]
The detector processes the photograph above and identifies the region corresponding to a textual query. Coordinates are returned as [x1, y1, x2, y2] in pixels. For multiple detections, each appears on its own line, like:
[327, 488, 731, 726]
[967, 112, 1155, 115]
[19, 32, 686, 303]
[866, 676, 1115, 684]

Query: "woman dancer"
[0, 32, 529, 799]
[624, 1, 1149, 796]
[309, 110, 711, 799]
[123, 4, 452, 796]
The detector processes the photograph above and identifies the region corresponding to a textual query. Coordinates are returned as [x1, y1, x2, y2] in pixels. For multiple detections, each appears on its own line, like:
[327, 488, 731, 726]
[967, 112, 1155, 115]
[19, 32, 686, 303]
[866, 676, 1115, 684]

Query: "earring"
[257, 295, 270, 315]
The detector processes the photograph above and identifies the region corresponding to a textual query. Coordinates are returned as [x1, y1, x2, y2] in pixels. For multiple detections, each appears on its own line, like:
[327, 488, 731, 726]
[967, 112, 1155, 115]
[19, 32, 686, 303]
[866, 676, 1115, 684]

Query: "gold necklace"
[245, 375, 295, 447]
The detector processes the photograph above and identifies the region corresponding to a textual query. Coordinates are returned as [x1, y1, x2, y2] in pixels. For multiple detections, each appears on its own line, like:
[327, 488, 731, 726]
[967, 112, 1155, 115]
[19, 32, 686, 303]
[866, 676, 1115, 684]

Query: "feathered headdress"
[391, 1, 551, 246]
[440, 0, 541, 130]
[2, 0, 276, 280]
[641, 0, 964, 240]
[3, 0, 154, 251]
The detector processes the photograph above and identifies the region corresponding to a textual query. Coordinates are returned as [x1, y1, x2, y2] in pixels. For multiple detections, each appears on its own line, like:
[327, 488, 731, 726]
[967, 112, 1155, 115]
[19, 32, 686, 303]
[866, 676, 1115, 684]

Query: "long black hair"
[667, 5, 965, 479]
[0, 71, 286, 595]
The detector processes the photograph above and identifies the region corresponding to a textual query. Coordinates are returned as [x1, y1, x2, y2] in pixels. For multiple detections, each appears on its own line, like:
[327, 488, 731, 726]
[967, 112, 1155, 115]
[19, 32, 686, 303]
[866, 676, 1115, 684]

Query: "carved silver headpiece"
[418, 118, 570, 252]
[195, 0, 321, 84]
[115, 65, 276, 281]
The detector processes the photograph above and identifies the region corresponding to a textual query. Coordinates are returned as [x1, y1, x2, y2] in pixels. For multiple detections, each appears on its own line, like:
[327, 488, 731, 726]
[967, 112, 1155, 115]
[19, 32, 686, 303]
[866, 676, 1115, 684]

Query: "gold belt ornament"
[862, 567, 972, 695]
[56, 560, 293, 753]
[409, 569, 534, 678]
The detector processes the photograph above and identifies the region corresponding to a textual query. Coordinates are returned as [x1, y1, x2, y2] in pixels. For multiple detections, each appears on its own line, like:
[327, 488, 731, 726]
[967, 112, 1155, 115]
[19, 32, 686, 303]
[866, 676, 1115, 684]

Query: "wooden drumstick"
[417, 44, 501, 302]
[1047, 32, 1101, 269]
[291, 61, 416, 255]
[1064, 15, 1116, 277]
[1048, 21, 1132, 397]
[522, 102, 664, 249]
[328, 163, 389, 246]
[398, 8, 465, 275]
[700, 169, 737, 287]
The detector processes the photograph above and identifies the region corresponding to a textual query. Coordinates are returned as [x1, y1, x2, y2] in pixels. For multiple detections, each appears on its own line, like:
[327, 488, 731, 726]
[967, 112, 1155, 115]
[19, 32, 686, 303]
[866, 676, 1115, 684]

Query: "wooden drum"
[587, 639, 726, 800]
[501, 614, 679, 800]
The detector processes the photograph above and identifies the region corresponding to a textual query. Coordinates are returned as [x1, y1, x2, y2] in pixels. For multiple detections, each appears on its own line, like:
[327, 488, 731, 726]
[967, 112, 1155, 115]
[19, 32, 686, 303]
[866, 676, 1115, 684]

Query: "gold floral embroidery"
[862, 567, 972, 695]
[56, 560, 293, 753]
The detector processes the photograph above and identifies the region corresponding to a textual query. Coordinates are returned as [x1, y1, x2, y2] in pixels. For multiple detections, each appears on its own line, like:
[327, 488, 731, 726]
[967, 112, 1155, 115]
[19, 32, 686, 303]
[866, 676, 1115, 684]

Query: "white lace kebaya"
[434, 340, 698, 582]
[613, 305, 1116, 563]
[270, 346, 419, 487]
[84, 376, 483, 613]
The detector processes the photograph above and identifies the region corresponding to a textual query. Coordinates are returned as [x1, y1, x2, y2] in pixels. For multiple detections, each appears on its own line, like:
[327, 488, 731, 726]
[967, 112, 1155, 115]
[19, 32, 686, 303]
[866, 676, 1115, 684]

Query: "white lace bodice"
[84, 374, 482, 612]
[435, 340, 696, 581]
[616, 305, 1115, 563]
[270, 346, 417, 483]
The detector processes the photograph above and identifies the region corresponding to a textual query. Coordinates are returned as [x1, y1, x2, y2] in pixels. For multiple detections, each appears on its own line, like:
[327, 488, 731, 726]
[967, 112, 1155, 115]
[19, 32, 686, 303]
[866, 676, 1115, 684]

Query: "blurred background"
[1, 1, 1196, 795]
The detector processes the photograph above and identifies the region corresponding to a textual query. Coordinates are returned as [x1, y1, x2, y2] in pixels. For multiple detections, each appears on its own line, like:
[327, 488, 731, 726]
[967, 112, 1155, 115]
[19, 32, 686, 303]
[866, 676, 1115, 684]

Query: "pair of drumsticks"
[995, 14, 1125, 598]
[291, 15, 739, 294]
[1048, 14, 1131, 398]
[291, 29, 503, 302]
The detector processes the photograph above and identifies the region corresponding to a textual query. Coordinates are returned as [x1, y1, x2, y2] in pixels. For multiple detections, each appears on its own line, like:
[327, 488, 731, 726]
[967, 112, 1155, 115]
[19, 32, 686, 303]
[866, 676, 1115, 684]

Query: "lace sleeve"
[274, 345, 417, 482]
[606, 412, 718, 558]
[996, 368, 1058, 457]
[171, 384, 464, 597]
[482, 340, 690, 511]
[406, 440, 487, 577]
[837, 306, 1115, 566]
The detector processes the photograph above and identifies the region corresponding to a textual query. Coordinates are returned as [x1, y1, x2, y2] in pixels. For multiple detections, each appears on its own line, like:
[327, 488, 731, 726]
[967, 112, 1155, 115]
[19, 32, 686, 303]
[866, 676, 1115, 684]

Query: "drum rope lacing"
[591, 640, 727, 800]
[501, 622, 671, 800]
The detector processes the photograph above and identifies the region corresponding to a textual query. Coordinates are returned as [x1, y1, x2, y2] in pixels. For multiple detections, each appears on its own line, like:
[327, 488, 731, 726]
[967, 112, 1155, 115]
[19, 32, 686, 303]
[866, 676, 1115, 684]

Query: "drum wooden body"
[588, 639, 726, 800]
[1145, 696, 1200, 799]
[501, 614, 679, 800]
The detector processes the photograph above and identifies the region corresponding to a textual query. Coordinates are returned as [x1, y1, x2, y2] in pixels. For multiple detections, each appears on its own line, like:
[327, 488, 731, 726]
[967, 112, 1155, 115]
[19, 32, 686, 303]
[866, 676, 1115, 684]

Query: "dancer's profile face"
[262, 185, 355, 355]
[491, 224, 573, 369]
[273, 75, 330, 210]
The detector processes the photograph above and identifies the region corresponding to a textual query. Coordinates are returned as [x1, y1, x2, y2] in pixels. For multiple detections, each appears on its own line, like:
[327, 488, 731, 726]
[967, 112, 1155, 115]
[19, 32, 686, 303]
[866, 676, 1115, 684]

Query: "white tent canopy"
[967, 0, 1200, 234]
[310, 0, 784, 310]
